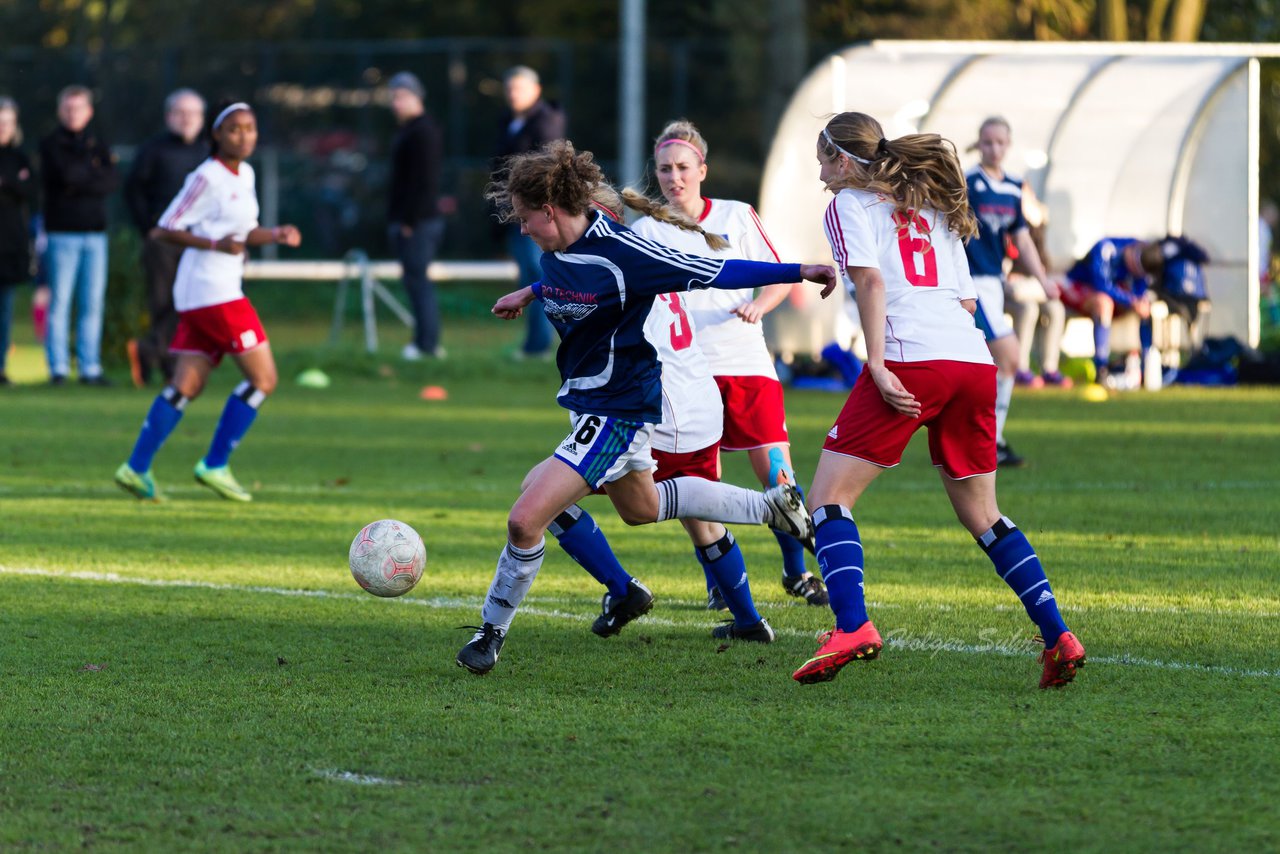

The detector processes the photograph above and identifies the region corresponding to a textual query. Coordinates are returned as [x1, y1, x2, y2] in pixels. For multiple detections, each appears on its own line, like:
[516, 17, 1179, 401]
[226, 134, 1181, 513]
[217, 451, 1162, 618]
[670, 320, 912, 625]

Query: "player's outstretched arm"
[247, 225, 302, 248]
[493, 286, 536, 320]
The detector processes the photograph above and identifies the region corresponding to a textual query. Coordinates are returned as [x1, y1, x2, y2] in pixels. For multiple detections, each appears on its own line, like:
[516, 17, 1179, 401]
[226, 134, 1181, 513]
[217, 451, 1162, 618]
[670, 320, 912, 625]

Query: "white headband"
[212, 102, 251, 130]
[823, 128, 871, 165]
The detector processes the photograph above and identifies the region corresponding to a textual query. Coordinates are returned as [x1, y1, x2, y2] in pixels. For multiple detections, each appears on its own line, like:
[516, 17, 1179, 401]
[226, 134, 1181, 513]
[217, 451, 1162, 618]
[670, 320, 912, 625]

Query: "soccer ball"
[348, 519, 427, 597]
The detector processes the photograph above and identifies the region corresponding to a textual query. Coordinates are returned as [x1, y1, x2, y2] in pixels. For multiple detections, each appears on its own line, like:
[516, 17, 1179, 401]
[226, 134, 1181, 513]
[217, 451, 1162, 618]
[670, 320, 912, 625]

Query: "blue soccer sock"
[1139, 318, 1153, 362]
[127, 386, 187, 473]
[549, 505, 632, 598]
[203, 381, 265, 469]
[768, 450, 809, 578]
[1092, 322, 1111, 374]
[813, 504, 869, 632]
[695, 531, 761, 627]
[701, 565, 718, 595]
[977, 516, 1069, 648]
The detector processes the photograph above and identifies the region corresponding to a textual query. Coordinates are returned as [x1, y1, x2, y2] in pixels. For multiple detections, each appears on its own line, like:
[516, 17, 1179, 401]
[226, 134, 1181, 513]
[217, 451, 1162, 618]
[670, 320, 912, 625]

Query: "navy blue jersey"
[1067, 237, 1148, 307]
[965, 166, 1028, 278]
[532, 212, 802, 422]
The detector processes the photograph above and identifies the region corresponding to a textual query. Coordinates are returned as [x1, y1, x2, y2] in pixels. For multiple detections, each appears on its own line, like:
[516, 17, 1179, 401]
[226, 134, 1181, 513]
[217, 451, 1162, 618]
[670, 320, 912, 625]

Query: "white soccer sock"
[995, 374, 1014, 445]
[655, 477, 768, 525]
[1009, 300, 1039, 373]
[480, 538, 545, 632]
[1040, 299, 1066, 374]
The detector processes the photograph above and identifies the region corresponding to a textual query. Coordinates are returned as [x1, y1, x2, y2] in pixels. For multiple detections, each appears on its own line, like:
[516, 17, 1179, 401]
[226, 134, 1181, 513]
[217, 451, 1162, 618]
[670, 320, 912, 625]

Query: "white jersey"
[823, 188, 990, 365]
[159, 158, 260, 312]
[631, 198, 784, 378]
[642, 291, 723, 453]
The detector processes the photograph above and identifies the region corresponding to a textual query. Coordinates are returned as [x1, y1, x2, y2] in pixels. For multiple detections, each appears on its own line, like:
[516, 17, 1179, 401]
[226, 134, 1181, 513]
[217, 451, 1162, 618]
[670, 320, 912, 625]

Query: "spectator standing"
[40, 85, 117, 385]
[124, 88, 207, 385]
[493, 65, 566, 360]
[386, 71, 445, 361]
[0, 96, 34, 386]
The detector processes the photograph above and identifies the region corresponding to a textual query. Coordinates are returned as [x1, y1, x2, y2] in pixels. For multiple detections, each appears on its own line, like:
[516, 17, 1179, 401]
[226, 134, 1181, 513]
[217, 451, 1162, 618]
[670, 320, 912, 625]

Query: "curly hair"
[819, 111, 977, 241]
[486, 139, 602, 222]
[488, 139, 726, 251]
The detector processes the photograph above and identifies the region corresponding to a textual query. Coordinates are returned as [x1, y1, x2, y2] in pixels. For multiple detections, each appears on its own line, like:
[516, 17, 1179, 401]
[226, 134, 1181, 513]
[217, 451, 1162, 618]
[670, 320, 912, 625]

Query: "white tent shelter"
[760, 41, 1279, 356]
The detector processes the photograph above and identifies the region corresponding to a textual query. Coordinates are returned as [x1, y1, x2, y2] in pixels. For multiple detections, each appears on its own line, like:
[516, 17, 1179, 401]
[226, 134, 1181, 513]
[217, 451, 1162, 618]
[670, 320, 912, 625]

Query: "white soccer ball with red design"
[349, 519, 426, 597]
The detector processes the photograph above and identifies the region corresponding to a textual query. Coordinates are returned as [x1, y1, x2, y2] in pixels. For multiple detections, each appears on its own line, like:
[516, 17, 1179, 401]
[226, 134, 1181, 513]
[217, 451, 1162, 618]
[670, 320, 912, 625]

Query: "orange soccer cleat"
[1038, 631, 1086, 689]
[792, 621, 883, 684]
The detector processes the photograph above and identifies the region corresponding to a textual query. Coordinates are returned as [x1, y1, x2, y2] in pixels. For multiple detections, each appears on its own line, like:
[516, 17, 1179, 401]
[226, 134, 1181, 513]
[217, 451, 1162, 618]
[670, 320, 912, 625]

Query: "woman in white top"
[630, 120, 827, 610]
[114, 101, 301, 503]
[791, 111, 1085, 691]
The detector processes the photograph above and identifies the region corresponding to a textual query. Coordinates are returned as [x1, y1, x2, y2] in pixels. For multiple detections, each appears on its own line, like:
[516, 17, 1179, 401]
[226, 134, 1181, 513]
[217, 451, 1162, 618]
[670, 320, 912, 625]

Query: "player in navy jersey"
[1060, 237, 1165, 385]
[545, 185, 780, 644]
[964, 117, 1059, 467]
[455, 140, 837, 675]
[793, 112, 1085, 690]
[114, 102, 301, 502]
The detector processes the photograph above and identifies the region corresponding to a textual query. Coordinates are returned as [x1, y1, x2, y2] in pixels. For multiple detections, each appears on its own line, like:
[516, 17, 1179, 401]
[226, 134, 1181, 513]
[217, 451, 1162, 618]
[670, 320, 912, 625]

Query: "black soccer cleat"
[783, 573, 829, 607]
[711, 618, 777, 644]
[996, 441, 1026, 468]
[706, 586, 730, 612]
[591, 579, 654, 638]
[456, 623, 506, 675]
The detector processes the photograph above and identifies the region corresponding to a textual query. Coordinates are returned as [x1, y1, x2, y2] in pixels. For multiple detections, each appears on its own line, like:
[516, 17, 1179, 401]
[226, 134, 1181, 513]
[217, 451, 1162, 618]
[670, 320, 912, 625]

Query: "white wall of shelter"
[759, 40, 1278, 355]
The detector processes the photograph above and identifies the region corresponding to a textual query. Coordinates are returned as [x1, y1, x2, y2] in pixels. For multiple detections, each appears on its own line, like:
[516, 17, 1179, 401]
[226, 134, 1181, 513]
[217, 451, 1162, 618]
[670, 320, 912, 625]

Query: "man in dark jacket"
[124, 88, 206, 385]
[387, 71, 446, 361]
[40, 85, 117, 385]
[493, 66, 566, 359]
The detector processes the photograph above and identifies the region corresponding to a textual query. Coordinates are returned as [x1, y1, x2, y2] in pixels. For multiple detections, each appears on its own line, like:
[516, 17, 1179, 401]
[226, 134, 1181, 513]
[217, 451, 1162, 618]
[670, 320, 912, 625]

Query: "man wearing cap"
[387, 71, 445, 361]
[492, 65, 566, 360]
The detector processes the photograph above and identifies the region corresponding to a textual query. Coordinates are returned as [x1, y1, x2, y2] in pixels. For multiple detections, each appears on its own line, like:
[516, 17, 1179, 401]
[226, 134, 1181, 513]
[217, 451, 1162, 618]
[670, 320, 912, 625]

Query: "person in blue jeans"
[492, 66, 566, 359]
[39, 85, 118, 385]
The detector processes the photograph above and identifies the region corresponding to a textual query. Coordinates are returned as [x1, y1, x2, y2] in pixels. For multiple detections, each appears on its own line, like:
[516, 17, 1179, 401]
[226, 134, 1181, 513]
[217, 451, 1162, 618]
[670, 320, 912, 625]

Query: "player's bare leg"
[940, 472, 1085, 688]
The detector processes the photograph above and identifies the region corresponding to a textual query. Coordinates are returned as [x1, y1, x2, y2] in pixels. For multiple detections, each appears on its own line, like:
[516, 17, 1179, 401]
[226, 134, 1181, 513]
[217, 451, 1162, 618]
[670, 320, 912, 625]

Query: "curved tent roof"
[760, 41, 1271, 352]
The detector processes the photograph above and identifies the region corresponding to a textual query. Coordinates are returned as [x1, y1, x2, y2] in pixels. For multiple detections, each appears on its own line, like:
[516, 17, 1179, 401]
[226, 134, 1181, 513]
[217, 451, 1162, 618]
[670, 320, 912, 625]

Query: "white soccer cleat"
[763, 483, 814, 550]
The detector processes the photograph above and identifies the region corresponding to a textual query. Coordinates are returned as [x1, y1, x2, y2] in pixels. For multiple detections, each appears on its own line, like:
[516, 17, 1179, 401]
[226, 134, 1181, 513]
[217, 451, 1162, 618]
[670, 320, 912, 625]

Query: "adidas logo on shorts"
[560, 441, 578, 454]
[827, 425, 839, 439]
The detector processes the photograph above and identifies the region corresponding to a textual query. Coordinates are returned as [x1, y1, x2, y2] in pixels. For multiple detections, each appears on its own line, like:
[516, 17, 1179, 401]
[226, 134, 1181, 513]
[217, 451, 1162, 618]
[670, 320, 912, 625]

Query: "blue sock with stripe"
[128, 386, 187, 472]
[813, 504, 868, 632]
[204, 381, 265, 469]
[695, 531, 761, 627]
[977, 516, 1068, 648]
[550, 505, 632, 599]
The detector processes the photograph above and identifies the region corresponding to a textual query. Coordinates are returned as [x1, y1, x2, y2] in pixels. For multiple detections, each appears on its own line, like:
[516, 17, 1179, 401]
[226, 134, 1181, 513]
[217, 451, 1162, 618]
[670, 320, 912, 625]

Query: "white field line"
[311, 768, 402, 786]
[2, 565, 1277, 680]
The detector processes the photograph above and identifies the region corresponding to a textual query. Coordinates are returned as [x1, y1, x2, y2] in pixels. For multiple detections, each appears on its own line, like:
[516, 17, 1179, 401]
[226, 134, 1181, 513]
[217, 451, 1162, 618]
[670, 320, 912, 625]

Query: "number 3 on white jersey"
[656, 292, 693, 351]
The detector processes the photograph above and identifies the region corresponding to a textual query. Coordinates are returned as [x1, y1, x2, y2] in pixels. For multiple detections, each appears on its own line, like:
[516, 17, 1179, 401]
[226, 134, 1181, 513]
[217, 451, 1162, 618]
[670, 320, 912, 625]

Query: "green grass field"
[2, 290, 1278, 851]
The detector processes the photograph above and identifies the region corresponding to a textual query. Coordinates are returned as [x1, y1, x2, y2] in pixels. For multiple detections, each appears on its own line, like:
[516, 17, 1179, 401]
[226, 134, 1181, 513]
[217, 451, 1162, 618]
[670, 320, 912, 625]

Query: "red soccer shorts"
[822, 360, 997, 479]
[715, 375, 789, 451]
[170, 298, 268, 365]
[653, 441, 721, 483]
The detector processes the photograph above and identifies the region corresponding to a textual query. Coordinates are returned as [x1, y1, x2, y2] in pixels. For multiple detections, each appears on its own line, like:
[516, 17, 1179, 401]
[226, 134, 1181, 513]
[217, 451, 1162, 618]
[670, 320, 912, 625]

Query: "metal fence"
[0, 37, 831, 261]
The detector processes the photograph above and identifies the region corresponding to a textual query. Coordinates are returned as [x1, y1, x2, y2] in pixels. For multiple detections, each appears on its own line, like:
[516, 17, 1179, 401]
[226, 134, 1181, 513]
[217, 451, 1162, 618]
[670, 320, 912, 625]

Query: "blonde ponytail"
[620, 188, 728, 251]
